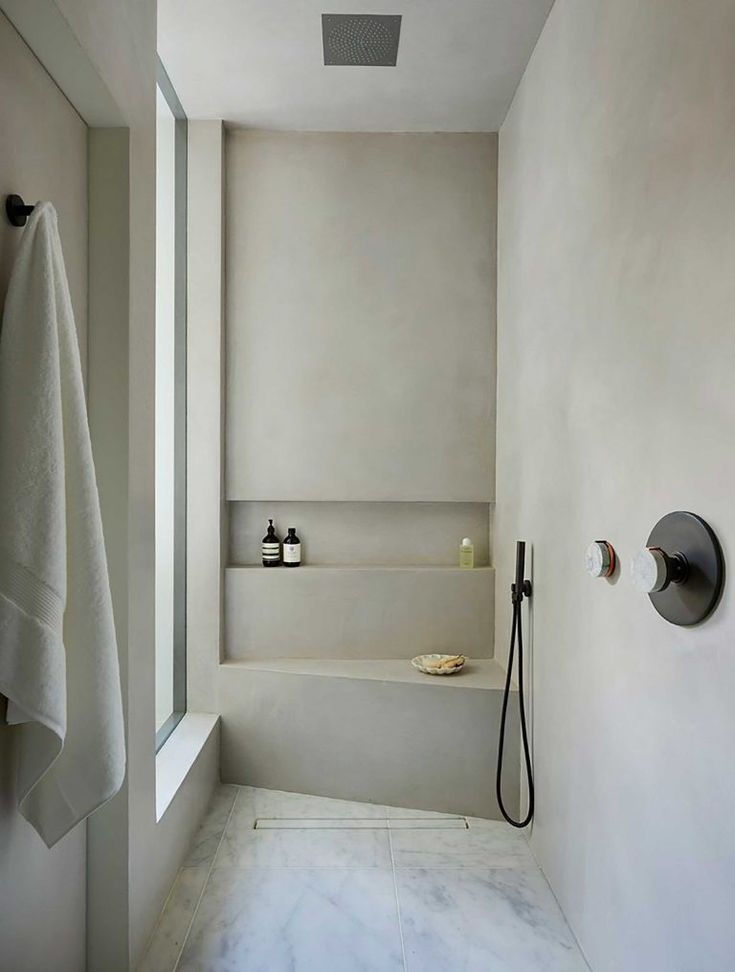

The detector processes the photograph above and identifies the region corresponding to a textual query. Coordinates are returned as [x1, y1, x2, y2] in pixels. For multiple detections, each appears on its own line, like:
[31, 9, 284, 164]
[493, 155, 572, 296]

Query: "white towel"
[0, 202, 125, 847]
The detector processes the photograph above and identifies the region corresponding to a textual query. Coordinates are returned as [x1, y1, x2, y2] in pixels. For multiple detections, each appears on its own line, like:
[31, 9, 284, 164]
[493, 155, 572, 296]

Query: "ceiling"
[158, 0, 554, 132]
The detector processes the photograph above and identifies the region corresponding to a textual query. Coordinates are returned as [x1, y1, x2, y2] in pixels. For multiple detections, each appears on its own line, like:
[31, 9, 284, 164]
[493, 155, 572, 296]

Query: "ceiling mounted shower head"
[322, 14, 402, 67]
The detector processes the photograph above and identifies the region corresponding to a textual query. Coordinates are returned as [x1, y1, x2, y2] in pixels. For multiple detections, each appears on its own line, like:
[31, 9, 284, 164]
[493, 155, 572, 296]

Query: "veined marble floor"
[139, 785, 589, 972]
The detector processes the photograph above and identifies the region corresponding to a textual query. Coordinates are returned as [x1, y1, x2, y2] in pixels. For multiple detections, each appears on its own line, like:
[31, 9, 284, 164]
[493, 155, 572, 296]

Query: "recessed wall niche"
[228, 501, 492, 568]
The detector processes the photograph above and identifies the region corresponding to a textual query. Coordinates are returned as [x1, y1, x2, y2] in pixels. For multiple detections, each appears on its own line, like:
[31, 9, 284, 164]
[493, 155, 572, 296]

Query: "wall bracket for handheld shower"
[511, 540, 533, 604]
[511, 579, 533, 603]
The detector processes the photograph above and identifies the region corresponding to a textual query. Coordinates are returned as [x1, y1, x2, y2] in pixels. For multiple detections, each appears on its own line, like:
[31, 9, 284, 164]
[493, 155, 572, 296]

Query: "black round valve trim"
[645, 511, 724, 626]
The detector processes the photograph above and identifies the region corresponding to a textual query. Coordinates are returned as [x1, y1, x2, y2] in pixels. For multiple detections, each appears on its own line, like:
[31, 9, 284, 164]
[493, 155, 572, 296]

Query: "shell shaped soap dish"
[411, 653, 466, 676]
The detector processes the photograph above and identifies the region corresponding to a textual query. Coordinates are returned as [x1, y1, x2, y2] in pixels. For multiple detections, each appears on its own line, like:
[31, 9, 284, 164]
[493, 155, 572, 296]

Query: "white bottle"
[459, 538, 474, 569]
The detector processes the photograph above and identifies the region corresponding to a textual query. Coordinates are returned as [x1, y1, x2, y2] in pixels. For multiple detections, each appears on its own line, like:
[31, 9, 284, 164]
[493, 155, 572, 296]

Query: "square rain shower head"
[322, 14, 402, 67]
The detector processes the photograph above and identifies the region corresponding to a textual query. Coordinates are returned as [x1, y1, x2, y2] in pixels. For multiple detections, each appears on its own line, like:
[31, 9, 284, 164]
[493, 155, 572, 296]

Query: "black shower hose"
[495, 588, 535, 828]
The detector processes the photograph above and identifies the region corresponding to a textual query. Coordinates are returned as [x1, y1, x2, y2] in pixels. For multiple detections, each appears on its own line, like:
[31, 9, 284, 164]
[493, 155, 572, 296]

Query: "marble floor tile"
[385, 804, 454, 819]
[183, 785, 239, 867]
[466, 815, 525, 830]
[390, 819, 535, 869]
[254, 787, 387, 819]
[143, 788, 586, 972]
[396, 867, 588, 972]
[215, 824, 393, 869]
[177, 866, 404, 972]
[137, 866, 208, 972]
[221, 786, 258, 827]
[227, 786, 386, 829]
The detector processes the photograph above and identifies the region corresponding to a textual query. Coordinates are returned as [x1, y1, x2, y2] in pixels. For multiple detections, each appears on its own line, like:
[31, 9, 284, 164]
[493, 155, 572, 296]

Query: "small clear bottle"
[459, 537, 474, 569]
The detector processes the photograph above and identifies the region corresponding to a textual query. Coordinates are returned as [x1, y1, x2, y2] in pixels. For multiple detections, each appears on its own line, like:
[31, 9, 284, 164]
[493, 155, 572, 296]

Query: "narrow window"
[155, 59, 187, 750]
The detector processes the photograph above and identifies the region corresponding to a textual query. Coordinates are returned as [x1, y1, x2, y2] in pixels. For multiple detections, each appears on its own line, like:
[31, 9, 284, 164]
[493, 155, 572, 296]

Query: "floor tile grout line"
[518, 829, 592, 970]
[531, 858, 594, 971]
[388, 826, 409, 972]
[137, 856, 183, 965]
[138, 785, 240, 967]
[172, 784, 242, 972]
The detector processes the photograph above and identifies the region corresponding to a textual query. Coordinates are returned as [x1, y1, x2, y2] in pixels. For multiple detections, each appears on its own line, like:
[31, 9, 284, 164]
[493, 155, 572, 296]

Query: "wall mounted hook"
[5, 194, 35, 227]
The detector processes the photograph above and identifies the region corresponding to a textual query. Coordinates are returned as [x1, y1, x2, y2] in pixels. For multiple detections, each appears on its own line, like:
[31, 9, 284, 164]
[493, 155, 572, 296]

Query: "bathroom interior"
[0, 1, 734, 970]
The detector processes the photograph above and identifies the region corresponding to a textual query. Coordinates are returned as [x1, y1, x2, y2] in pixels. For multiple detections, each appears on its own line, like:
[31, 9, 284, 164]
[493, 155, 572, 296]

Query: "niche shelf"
[220, 656, 511, 691]
[227, 564, 494, 571]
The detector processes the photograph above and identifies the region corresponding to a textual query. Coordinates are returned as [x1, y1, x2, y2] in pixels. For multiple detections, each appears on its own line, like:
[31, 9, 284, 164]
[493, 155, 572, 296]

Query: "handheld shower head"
[498, 539, 534, 827]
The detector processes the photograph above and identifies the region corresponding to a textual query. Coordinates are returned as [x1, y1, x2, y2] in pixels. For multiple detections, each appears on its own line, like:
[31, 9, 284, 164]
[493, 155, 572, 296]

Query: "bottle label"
[283, 543, 301, 564]
[263, 542, 280, 562]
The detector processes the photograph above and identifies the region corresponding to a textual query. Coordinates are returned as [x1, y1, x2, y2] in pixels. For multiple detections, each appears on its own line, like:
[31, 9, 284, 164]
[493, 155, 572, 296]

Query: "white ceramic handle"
[585, 541, 614, 578]
[630, 547, 669, 594]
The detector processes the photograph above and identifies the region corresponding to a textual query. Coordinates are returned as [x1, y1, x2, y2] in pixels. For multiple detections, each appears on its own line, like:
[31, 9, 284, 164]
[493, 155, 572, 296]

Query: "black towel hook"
[5, 194, 35, 227]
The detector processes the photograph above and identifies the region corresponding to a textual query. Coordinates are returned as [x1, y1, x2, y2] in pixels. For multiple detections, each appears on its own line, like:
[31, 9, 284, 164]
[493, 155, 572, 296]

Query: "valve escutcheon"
[631, 512, 724, 626]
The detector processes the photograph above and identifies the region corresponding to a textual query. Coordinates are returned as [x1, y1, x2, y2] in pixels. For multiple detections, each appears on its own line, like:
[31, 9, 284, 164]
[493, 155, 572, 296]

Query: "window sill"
[155, 711, 219, 821]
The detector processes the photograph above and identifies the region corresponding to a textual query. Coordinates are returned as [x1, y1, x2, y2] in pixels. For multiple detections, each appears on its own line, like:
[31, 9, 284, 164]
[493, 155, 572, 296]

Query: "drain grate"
[322, 14, 402, 67]
[254, 816, 468, 830]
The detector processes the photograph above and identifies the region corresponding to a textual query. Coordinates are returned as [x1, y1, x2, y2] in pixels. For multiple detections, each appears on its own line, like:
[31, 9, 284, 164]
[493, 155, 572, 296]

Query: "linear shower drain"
[254, 817, 468, 830]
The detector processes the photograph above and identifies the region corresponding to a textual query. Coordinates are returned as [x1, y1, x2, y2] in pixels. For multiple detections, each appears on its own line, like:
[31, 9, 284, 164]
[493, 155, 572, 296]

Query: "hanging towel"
[0, 202, 125, 847]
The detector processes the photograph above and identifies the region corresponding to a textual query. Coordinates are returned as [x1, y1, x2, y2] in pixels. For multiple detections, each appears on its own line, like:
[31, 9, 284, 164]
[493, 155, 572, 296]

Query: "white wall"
[1, 2, 219, 968]
[0, 12, 87, 349]
[226, 131, 497, 503]
[495, 1, 735, 968]
[0, 13, 88, 971]
[53, 5, 221, 964]
[186, 120, 225, 714]
[48, 2, 161, 965]
[225, 565, 494, 661]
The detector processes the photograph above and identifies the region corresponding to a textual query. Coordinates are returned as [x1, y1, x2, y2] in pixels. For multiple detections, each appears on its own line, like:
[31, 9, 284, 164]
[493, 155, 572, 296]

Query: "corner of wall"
[186, 119, 226, 712]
